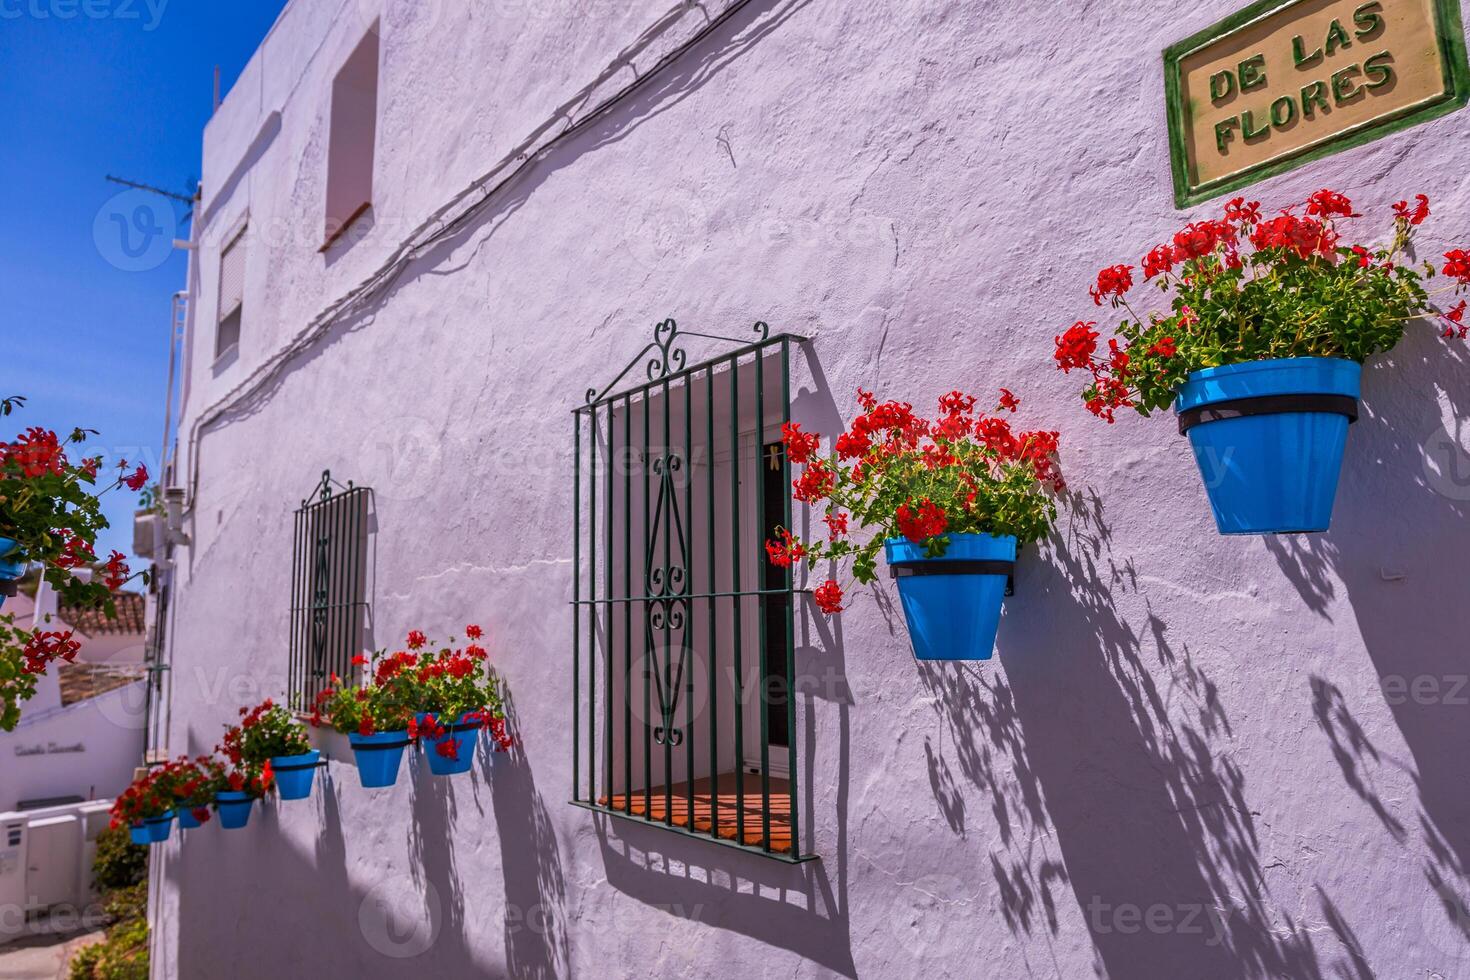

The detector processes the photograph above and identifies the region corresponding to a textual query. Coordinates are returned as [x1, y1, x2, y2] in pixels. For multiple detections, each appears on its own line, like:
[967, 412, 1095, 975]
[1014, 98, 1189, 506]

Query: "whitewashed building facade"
[150, 0, 1470, 977]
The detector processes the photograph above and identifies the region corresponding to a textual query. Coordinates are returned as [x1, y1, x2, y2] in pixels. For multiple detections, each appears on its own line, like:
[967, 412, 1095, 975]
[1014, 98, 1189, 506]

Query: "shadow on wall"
[171, 750, 519, 978]
[592, 813, 856, 978]
[919, 493, 1334, 979]
[1265, 330, 1470, 955]
[485, 690, 570, 980]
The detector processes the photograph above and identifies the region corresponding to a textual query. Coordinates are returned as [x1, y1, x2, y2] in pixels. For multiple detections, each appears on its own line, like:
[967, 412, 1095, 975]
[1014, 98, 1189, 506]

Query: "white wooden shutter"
[218, 227, 246, 322]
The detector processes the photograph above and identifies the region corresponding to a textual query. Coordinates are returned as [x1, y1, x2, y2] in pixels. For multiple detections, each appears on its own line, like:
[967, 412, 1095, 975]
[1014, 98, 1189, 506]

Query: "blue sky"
[0, 0, 288, 561]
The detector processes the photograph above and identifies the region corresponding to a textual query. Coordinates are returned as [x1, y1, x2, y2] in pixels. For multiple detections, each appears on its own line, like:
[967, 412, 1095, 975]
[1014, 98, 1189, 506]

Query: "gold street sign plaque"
[1165, 0, 1470, 207]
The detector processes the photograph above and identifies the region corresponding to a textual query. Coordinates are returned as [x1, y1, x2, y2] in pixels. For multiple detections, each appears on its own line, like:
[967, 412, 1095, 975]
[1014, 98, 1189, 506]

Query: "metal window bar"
[288, 471, 371, 712]
[570, 319, 815, 863]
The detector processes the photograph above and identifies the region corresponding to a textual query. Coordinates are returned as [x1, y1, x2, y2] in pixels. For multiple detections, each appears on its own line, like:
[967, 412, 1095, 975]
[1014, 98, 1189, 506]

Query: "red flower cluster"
[1054, 322, 1099, 373]
[765, 527, 807, 568]
[1090, 264, 1134, 306]
[781, 421, 819, 464]
[54, 535, 95, 570]
[1444, 249, 1470, 284]
[813, 580, 843, 615]
[22, 630, 80, 675]
[103, 551, 130, 591]
[2, 427, 66, 478]
[122, 463, 149, 492]
[1305, 189, 1358, 219]
[896, 499, 947, 543]
[1392, 194, 1431, 226]
[1250, 212, 1337, 260]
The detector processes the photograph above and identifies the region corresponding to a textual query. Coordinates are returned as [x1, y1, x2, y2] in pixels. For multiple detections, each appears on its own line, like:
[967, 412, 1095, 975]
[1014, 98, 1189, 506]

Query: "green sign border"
[1164, 0, 1470, 208]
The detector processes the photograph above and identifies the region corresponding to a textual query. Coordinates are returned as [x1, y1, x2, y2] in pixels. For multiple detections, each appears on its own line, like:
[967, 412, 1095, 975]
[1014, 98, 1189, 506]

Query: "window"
[323, 28, 379, 249]
[288, 471, 372, 711]
[216, 222, 246, 359]
[571, 320, 810, 862]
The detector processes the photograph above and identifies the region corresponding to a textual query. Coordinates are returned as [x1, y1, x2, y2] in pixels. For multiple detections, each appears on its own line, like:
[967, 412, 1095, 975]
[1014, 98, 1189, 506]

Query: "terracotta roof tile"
[59, 591, 145, 637]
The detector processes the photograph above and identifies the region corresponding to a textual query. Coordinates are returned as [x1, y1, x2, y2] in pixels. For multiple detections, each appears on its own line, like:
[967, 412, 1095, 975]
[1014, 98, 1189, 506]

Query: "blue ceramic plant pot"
[271, 750, 321, 800]
[175, 804, 205, 830]
[143, 811, 175, 844]
[0, 536, 21, 612]
[215, 792, 254, 830]
[348, 730, 410, 788]
[416, 713, 480, 776]
[1175, 357, 1361, 535]
[884, 533, 1016, 662]
[128, 823, 150, 846]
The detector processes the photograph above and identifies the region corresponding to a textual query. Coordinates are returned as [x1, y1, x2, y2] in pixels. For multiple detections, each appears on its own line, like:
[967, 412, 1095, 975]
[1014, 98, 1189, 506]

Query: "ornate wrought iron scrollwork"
[584, 317, 778, 407]
[644, 451, 692, 746]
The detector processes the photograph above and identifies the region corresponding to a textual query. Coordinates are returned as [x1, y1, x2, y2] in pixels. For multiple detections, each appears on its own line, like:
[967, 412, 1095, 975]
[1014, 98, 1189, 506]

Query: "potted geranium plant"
[111, 763, 189, 844]
[215, 724, 275, 829]
[313, 664, 416, 789]
[227, 699, 318, 800]
[768, 390, 1064, 661]
[109, 777, 155, 846]
[1055, 189, 1470, 534]
[396, 626, 508, 776]
[172, 756, 225, 829]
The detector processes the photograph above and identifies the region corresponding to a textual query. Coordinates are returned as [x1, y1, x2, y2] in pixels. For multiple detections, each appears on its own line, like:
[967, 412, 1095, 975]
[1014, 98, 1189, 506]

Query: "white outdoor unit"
[0, 819, 24, 918]
[133, 511, 161, 560]
[24, 815, 80, 912]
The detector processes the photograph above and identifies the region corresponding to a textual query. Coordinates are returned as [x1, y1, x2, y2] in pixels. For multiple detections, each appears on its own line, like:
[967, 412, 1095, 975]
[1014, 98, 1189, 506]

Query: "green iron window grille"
[570, 318, 815, 863]
[289, 471, 372, 711]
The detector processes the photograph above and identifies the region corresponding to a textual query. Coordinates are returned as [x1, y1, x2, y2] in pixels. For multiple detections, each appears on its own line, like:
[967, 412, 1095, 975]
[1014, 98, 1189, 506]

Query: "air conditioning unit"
[133, 511, 161, 559]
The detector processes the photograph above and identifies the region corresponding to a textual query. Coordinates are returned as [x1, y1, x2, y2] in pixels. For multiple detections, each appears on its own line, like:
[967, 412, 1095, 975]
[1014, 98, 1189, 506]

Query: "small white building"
[0, 585, 149, 813]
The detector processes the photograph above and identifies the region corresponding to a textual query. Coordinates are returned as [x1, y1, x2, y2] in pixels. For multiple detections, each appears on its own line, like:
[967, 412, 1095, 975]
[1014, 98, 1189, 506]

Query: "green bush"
[70, 840, 149, 980]
[91, 826, 146, 892]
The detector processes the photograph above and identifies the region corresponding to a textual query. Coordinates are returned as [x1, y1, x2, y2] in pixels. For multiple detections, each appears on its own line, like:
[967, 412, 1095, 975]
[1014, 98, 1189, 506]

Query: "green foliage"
[68, 883, 149, 980]
[0, 614, 39, 731]
[0, 401, 149, 730]
[231, 702, 311, 762]
[91, 826, 147, 892]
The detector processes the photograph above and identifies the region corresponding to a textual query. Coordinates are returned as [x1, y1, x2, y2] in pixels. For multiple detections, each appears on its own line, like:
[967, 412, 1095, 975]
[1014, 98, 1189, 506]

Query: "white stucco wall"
[153, 0, 1470, 977]
[0, 684, 147, 812]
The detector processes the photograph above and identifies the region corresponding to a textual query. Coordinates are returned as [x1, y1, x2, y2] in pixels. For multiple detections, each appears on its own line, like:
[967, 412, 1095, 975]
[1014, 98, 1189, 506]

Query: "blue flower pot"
[143, 811, 175, 844]
[0, 536, 21, 612]
[1175, 357, 1361, 535]
[885, 533, 1016, 662]
[417, 713, 480, 776]
[128, 823, 150, 846]
[349, 730, 410, 788]
[175, 804, 205, 830]
[271, 750, 321, 800]
[215, 792, 254, 830]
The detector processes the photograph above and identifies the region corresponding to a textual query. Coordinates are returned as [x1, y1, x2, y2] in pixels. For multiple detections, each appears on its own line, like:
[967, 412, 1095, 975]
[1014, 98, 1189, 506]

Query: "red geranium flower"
[1089, 264, 1134, 305]
[896, 499, 947, 543]
[781, 421, 820, 465]
[465, 624, 483, 640]
[813, 580, 843, 615]
[1305, 189, 1358, 219]
[123, 463, 149, 491]
[1443, 249, 1470, 283]
[1392, 194, 1430, 226]
[1054, 321, 1099, 373]
[765, 528, 806, 568]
